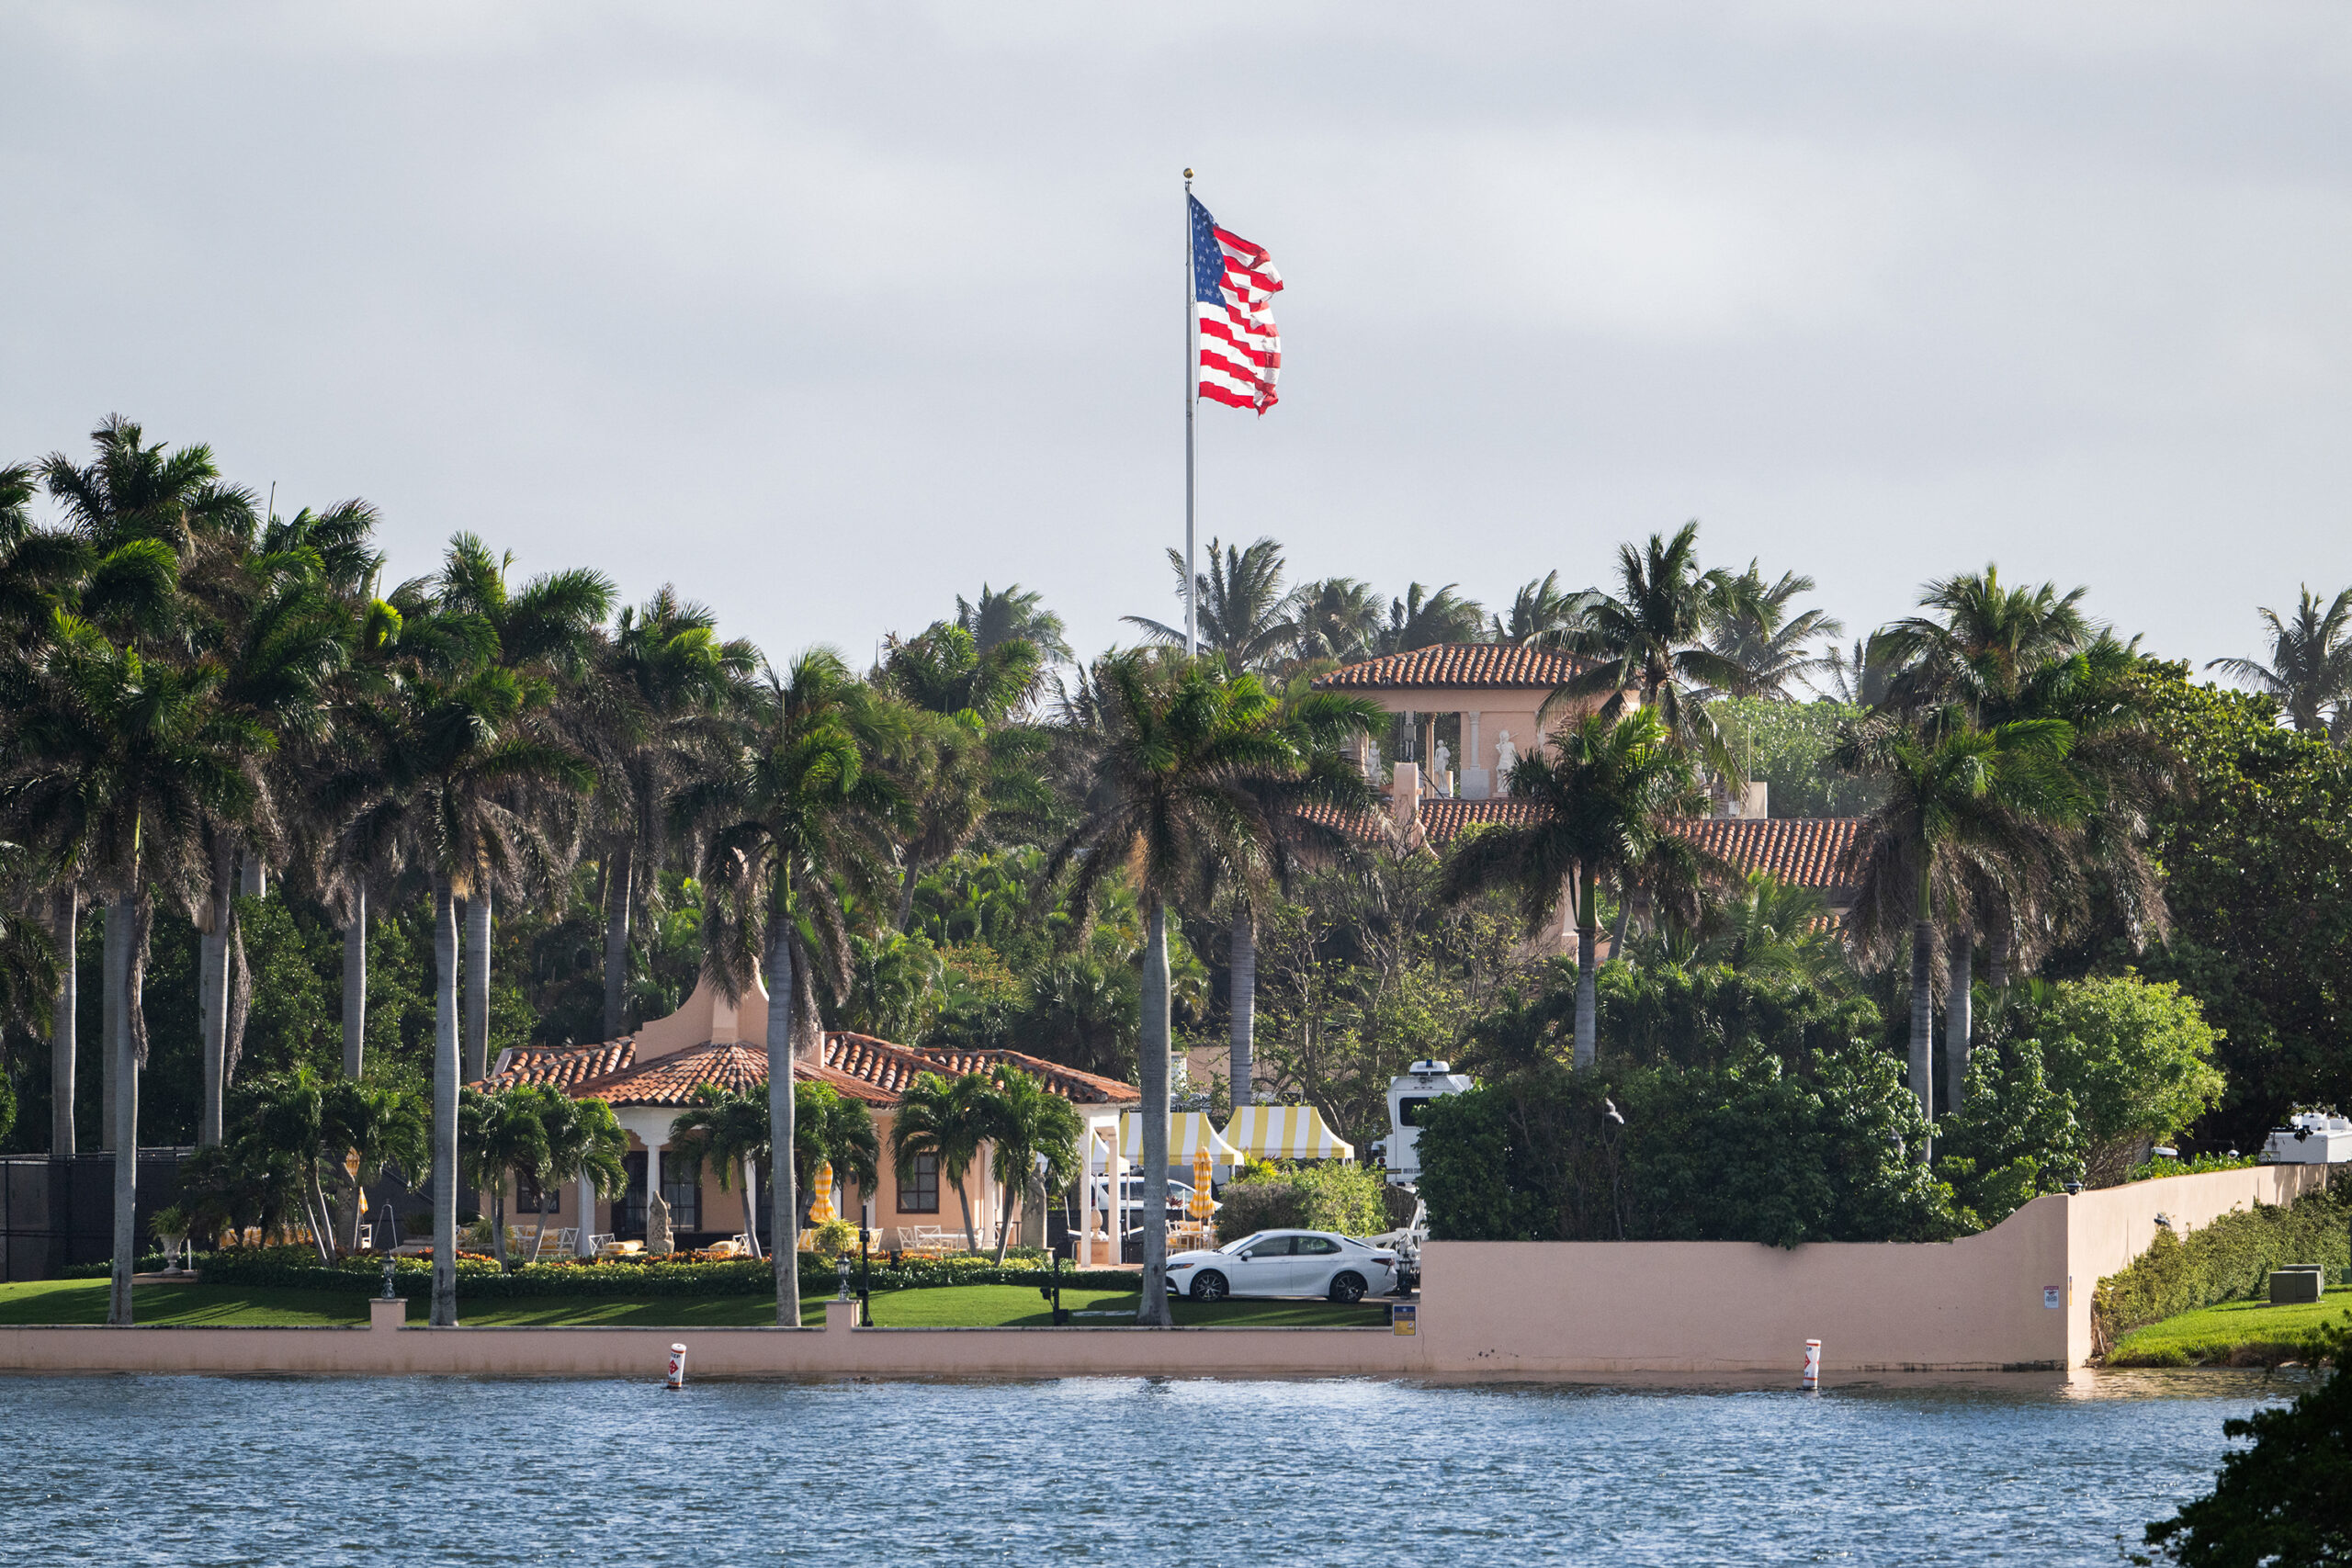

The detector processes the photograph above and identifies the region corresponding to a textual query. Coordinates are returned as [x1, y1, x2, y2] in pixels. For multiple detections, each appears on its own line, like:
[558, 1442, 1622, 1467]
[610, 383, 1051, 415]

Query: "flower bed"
[186, 1246, 1136, 1299]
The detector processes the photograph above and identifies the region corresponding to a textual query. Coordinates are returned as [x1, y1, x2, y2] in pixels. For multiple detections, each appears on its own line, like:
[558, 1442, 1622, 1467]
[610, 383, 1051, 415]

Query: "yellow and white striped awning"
[1222, 1105, 1356, 1161]
[1120, 1111, 1247, 1168]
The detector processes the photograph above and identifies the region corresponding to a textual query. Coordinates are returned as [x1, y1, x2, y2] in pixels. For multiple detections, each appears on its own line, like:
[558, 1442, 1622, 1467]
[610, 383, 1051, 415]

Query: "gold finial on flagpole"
[1183, 168, 1193, 181]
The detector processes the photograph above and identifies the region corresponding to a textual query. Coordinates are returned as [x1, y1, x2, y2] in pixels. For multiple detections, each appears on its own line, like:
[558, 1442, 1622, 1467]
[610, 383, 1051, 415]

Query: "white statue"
[1433, 740, 1453, 795]
[1495, 730, 1518, 775]
[1363, 739, 1383, 781]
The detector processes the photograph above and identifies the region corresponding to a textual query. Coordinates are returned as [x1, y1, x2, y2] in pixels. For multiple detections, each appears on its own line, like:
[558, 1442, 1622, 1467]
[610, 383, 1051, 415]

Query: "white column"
[1464, 711, 1488, 799]
[576, 1172, 595, 1256]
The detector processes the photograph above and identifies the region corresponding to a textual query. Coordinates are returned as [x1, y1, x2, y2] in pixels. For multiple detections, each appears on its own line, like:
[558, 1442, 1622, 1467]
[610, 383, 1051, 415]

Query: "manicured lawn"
[0, 1280, 1391, 1330]
[2107, 1285, 2352, 1367]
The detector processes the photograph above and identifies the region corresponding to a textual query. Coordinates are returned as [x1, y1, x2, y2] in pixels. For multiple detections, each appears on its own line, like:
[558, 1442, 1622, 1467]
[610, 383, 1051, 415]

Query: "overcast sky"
[5, 2, 2348, 677]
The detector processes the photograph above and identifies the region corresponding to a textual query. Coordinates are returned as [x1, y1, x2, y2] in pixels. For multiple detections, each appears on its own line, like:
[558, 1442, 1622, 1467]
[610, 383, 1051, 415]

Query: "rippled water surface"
[0, 1370, 2294, 1564]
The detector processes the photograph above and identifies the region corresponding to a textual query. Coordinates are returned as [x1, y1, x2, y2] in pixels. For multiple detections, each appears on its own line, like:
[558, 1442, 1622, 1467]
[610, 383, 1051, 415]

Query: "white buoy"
[666, 1342, 686, 1389]
[1802, 1338, 1822, 1390]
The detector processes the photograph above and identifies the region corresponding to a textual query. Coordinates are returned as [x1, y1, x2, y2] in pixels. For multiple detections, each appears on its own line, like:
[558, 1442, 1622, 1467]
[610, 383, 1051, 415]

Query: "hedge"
[2093, 1171, 2352, 1356]
[180, 1247, 1137, 1299]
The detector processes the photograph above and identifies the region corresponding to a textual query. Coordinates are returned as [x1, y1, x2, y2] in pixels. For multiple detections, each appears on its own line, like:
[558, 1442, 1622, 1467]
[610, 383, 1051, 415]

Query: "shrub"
[2029, 974, 2227, 1187]
[806, 1220, 860, 1258]
[2093, 1171, 2352, 1355]
[185, 1247, 1133, 1298]
[1215, 1163, 1390, 1239]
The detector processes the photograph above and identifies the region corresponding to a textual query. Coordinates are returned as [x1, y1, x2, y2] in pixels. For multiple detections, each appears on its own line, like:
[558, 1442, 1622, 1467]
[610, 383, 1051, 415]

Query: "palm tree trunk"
[1609, 878, 1633, 964]
[1136, 896, 1172, 1326]
[1574, 866, 1600, 1070]
[1945, 930, 1973, 1118]
[342, 883, 368, 1079]
[345, 1173, 367, 1253]
[765, 924, 801, 1326]
[741, 1162, 761, 1259]
[955, 1180, 978, 1256]
[991, 1175, 1015, 1266]
[491, 1179, 509, 1272]
[1908, 919, 1935, 1163]
[537, 1182, 553, 1266]
[602, 844, 631, 1041]
[1986, 925, 2009, 989]
[50, 887, 75, 1156]
[430, 877, 460, 1327]
[463, 889, 492, 1082]
[894, 860, 920, 934]
[107, 889, 139, 1326]
[100, 899, 122, 1154]
[307, 1167, 335, 1265]
[1228, 905, 1256, 1106]
[198, 834, 233, 1147]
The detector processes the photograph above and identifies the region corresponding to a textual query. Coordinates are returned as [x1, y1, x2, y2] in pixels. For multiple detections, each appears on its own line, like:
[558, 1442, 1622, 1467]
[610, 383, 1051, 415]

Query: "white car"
[1164, 1229, 1399, 1303]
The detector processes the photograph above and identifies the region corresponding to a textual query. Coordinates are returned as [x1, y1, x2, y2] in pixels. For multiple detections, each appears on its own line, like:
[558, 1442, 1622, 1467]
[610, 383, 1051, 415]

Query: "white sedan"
[1164, 1229, 1400, 1303]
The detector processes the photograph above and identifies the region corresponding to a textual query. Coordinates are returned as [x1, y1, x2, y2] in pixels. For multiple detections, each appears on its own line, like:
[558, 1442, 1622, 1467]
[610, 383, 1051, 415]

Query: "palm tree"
[6, 615, 265, 1323]
[583, 586, 756, 1038]
[1284, 577, 1386, 668]
[429, 533, 614, 1079]
[1045, 649, 1302, 1324]
[795, 1079, 879, 1228]
[1125, 536, 1295, 669]
[1378, 582, 1486, 655]
[1707, 560, 1843, 698]
[459, 1083, 554, 1272]
[2208, 586, 2352, 739]
[679, 648, 908, 1325]
[1691, 872, 1844, 983]
[1493, 571, 1600, 648]
[1441, 706, 1720, 1068]
[956, 581, 1070, 663]
[320, 1076, 427, 1253]
[670, 1085, 775, 1257]
[1551, 522, 1746, 777]
[891, 1070, 992, 1254]
[531, 1089, 627, 1259]
[1877, 565, 2092, 720]
[242, 1066, 347, 1265]
[329, 652, 590, 1325]
[1835, 712, 2086, 1156]
[978, 1065, 1083, 1265]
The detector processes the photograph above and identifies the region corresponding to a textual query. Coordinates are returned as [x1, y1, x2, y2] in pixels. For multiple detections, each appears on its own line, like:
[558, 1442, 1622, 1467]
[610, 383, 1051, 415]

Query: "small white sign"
[2043, 1287, 2063, 1310]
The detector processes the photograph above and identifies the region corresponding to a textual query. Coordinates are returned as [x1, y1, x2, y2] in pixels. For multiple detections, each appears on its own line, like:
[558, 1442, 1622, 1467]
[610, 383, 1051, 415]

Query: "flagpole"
[1182, 167, 1197, 658]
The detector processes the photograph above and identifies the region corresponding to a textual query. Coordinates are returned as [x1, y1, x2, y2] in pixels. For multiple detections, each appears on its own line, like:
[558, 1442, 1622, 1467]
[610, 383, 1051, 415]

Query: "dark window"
[1296, 1235, 1340, 1256]
[662, 1154, 702, 1232]
[619, 1152, 649, 1236]
[514, 1170, 560, 1215]
[1398, 1097, 1437, 1128]
[899, 1154, 940, 1213]
[1245, 1235, 1294, 1258]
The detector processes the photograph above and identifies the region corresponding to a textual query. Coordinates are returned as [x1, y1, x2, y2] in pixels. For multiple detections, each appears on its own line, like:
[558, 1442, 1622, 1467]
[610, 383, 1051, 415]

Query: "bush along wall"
[1214, 1163, 1397, 1239]
[187, 1247, 1138, 1299]
[2092, 1171, 2352, 1358]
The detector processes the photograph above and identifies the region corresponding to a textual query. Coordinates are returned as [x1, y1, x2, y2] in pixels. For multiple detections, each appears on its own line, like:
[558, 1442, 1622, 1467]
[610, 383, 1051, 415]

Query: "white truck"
[1366, 1059, 1475, 1291]
[2262, 1111, 2352, 1164]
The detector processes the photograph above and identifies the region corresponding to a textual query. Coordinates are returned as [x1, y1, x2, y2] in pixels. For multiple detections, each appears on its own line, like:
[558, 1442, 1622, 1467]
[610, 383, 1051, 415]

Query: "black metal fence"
[0, 1149, 192, 1281]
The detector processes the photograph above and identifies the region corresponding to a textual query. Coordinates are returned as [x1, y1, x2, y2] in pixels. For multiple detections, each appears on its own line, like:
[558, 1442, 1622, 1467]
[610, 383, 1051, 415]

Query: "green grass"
[2107, 1285, 2352, 1367]
[0, 1279, 1390, 1330]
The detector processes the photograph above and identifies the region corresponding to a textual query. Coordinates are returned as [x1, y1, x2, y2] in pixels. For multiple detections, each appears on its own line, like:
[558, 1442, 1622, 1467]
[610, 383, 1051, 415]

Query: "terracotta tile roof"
[1297, 798, 1863, 894]
[475, 1032, 1138, 1108]
[1312, 642, 1583, 691]
[823, 1032, 1139, 1105]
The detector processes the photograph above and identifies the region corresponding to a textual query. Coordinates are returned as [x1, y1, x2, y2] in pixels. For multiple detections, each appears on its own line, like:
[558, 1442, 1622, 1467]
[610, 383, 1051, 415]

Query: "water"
[0, 1370, 2296, 1564]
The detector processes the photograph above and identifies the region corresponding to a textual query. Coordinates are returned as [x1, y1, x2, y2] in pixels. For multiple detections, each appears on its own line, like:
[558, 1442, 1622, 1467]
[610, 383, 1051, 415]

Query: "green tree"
[1490, 570, 1599, 648]
[531, 1089, 626, 1258]
[795, 1078, 879, 1221]
[681, 647, 907, 1325]
[1442, 707, 1718, 1069]
[890, 1069, 992, 1254]
[458, 1083, 551, 1271]
[1045, 649, 1304, 1324]
[2205, 585, 2352, 740]
[956, 581, 1069, 663]
[1125, 536, 1295, 670]
[2027, 973, 2226, 1187]
[2137, 1315, 2352, 1565]
[321, 1074, 427, 1253]
[1706, 559, 1842, 699]
[1552, 521, 1746, 776]
[978, 1063, 1082, 1264]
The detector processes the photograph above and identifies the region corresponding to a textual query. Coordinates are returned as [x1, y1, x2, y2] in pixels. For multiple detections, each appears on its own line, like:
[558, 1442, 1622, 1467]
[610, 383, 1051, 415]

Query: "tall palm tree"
[6, 615, 264, 1323]
[583, 587, 756, 1038]
[1045, 649, 1302, 1324]
[1552, 522, 1746, 778]
[1707, 560, 1843, 699]
[1284, 577, 1386, 668]
[1125, 536, 1296, 669]
[679, 647, 908, 1325]
[795, 1079, 879, 1226]
[956, 581, 1070, 662]
[1493, 571, 1600, 648]
[1876, 565, 2092, 720]
[2208, 586, 2352, 739]
[670, 1084, 775, 1258]
[1835, 712, 2086, 1156]
[429, 533, 614, 1079]
[1441, 707, 1721, 1068]
[1378, 581, 1487, 655]
[329, 652, 590, 1325]
[320, 1075, 427, 1253]
[978, 1064, 1083, 1265]
[891, 1070, 993, 1255]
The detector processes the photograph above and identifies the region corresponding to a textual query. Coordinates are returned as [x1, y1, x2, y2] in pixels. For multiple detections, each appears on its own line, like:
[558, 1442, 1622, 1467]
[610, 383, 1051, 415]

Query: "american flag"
[1191, 196, 1282, 414]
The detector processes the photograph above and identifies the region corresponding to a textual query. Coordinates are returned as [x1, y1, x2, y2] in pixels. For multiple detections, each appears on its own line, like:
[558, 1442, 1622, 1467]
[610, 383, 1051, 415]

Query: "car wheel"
[1329, 1271, 1366, 1304]
[1190, 1270, 1228, 1303]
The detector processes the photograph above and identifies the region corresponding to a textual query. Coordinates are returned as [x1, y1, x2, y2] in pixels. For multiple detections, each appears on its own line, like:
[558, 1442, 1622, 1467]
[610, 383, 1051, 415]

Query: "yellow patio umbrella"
[1188, 1148, 1215, 1222]
[808, 1161, 837, 1224]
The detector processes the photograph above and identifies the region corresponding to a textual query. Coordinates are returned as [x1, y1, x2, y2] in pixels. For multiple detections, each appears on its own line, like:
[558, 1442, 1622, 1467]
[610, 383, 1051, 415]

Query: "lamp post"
[859, 1195, 874, 1319]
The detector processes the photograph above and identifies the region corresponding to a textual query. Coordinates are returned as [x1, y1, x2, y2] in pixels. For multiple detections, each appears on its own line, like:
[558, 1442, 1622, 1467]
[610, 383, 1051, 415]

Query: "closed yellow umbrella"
[1189, 1148, 1215, 1222]
[808, 1161, 836, 1224]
